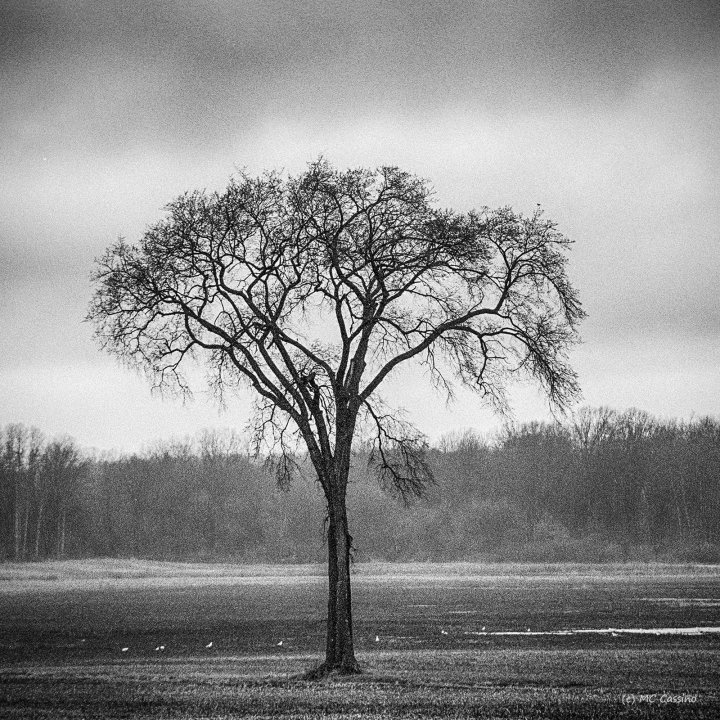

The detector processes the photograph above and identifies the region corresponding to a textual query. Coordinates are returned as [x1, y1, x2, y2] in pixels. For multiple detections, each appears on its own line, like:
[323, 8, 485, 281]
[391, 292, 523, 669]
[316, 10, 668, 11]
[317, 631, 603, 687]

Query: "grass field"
[1, 560, 719, 718]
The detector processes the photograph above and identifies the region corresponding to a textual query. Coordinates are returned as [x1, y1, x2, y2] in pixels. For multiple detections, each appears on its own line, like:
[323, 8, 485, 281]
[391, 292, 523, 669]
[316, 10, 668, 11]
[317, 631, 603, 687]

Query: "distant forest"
[1, 407, 719, 563]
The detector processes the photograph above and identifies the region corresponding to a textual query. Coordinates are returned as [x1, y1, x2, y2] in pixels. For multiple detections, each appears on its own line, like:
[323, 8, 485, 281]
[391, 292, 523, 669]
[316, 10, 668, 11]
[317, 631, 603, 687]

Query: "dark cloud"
[3, 0, 718, 157]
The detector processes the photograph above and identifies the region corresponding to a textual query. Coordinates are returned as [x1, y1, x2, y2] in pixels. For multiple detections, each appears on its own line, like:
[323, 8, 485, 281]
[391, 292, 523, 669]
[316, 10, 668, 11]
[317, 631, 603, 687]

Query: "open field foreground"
[1, 561, 719, 718]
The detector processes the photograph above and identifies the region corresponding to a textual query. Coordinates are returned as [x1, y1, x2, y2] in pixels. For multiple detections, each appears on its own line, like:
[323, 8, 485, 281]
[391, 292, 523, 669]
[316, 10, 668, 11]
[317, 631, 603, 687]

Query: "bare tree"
[42, 438, 83, 558]
[88, 160, 584, 675]
[1, 424, 43, 561]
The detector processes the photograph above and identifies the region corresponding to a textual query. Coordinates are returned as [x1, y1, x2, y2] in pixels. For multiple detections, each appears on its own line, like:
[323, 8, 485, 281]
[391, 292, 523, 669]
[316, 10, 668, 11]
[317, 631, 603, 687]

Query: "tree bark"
[34, 502, 43, 560]
[14, 503, 21, 561]
[328, 494, 359, 672]
[324, 513, 338, 664]
[21, 502, 29, 560]
[58, 510, 66, 558]
[308, 481, 361, 677]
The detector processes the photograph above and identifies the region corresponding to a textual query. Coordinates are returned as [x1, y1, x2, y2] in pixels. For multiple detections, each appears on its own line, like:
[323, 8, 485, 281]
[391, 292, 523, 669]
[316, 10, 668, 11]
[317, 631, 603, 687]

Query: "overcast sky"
[1, 0, 719, 453]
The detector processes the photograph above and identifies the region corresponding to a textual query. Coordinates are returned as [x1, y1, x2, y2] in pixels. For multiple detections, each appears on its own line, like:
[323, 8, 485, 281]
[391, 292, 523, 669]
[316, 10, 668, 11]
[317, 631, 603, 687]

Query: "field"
[1, 561, 719, 718]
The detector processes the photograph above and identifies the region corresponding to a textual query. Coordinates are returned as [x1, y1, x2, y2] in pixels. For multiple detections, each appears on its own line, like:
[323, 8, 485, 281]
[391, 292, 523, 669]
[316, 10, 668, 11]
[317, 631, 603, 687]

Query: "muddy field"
[1, 561, 719, 718]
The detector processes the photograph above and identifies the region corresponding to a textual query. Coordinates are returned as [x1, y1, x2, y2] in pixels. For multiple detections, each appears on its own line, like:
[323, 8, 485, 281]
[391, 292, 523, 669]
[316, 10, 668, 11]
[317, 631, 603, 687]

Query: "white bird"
[375, 635, 380, 642]
[482, 626, 486, 631]
[440, 629, 448, 635]
[155, 646, 160, 651]
[527, 628, 531, 632]
[277, 640, 283, 646]
[121, 647, 129, 652]
[206, 642, 213, 648]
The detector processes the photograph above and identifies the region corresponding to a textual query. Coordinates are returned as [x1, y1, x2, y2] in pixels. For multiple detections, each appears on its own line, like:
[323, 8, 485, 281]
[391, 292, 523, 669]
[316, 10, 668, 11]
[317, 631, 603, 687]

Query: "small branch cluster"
[362, 400, 433, 503]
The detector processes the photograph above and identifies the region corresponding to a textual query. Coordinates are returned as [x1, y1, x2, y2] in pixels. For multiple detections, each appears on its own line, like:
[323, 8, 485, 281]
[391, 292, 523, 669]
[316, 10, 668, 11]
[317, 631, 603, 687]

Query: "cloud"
[3, 1, 718, 157]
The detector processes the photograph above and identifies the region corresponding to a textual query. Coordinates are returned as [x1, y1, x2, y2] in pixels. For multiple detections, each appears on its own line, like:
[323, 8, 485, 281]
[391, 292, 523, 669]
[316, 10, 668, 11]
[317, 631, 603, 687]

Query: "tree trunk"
[14, 504, 21, 561]
[308, 487, 360, 677]
[328, 495, 359, 672]
[305, 406, 362, 678]
[34, 502, 44, 560]
[21, 502, 30, 560]
[58, 510, 67, 558]
[325, 513, 338, 664]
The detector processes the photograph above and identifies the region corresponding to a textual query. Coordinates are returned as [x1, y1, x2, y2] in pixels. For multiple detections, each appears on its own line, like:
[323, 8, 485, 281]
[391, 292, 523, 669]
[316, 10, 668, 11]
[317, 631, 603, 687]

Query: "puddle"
[636, 597, 720, 607]
[465, 626, 720, 637]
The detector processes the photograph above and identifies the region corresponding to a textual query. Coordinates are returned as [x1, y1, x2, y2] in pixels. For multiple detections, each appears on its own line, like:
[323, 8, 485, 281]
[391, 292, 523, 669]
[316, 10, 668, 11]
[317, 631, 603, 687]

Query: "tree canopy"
[90, 160, 583, 494]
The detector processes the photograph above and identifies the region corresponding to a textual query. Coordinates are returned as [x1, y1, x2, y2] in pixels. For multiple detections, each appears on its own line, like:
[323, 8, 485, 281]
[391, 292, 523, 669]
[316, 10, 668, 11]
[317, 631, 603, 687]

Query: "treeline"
[1, 408, 719, 563]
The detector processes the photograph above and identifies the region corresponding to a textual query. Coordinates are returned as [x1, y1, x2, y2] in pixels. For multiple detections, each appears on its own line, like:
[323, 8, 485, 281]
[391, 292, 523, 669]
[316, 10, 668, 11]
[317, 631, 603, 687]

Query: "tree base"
[303, 658, 362, 680]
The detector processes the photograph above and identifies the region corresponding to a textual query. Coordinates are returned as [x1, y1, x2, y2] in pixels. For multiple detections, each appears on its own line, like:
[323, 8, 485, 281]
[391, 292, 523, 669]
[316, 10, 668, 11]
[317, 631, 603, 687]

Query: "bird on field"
[121, 647, 129, 652]
[482, 626, 486, 631]
[206, 642, 213, 648]
[277, 640, 283, 646]
[375, 635, 380, 642]
[440, 629, 448, 635]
